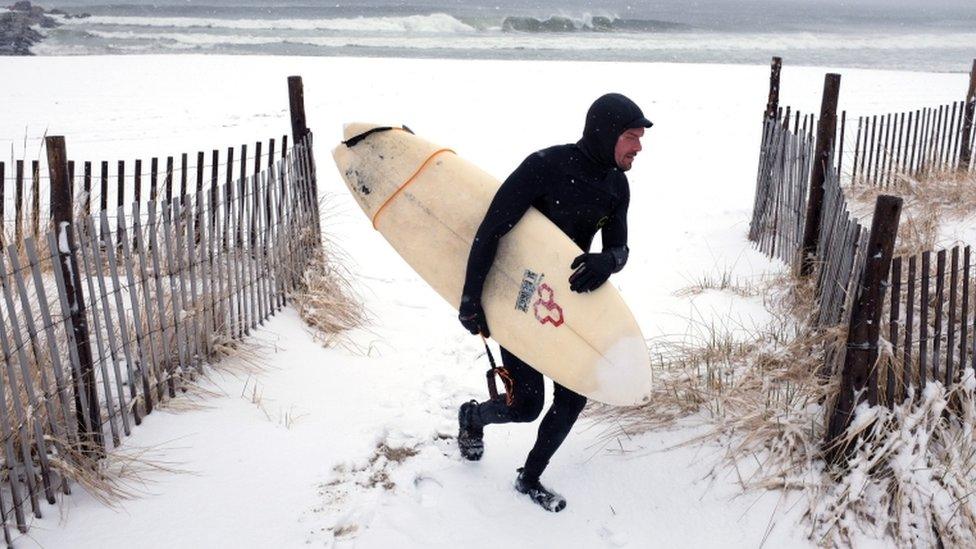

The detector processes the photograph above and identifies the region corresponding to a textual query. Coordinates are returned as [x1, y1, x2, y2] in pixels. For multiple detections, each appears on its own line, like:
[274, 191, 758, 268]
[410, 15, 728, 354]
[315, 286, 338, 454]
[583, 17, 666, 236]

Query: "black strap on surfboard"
[482, 336, 500, 400]
[341, 125, 414, 148]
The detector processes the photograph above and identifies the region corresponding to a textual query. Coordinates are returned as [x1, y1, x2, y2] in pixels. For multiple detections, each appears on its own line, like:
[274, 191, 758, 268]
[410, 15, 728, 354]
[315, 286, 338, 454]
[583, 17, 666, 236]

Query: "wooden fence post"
[959, 59, 976, 170]
[825, 194, 902, 462]
[46, 136, 104, 455]
[800, 73, 841, 276]
[287, 75, 320, 244]
[765, 56, 782, 120]
[288, 76, 309, 145]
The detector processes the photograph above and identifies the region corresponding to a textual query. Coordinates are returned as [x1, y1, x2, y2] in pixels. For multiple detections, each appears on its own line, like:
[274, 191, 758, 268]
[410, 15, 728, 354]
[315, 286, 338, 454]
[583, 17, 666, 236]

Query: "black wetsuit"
[461, 93, 649, 481]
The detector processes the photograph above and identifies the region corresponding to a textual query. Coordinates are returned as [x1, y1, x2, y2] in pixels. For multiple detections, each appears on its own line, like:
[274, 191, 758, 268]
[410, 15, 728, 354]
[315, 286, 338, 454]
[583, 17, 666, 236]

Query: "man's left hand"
[569, 252, 615, 293]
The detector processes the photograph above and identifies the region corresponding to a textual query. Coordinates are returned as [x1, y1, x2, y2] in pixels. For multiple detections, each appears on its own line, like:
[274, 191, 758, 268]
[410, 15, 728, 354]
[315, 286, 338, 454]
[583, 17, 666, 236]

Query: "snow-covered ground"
[0, 56, 970, 548]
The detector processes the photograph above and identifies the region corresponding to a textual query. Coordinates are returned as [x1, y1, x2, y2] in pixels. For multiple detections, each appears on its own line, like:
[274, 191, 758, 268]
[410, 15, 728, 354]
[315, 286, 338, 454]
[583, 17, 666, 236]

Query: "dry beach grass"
[848, 169, 976, 257]
[591, 187, 976, 547]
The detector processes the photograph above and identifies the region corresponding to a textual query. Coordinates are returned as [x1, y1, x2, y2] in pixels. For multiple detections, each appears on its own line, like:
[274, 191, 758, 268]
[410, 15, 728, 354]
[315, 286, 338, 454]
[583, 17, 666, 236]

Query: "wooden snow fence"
[0, 76, 321, 544]
[0, 135, 303, 253]
[879, 245, 976, 406]
[842, 59, 976, 186]
[758, 59, 976, 189]
[751, 58, 976, 462]
[750, 112, 871, 335]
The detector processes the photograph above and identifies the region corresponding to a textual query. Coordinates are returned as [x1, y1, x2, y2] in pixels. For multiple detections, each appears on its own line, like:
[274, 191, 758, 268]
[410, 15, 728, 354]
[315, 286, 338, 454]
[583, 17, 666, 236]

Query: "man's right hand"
[458, 296, 490, 337]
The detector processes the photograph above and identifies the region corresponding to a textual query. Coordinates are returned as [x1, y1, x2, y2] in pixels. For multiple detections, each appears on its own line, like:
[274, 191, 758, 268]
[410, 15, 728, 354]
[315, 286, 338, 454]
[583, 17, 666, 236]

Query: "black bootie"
[515, 468, 566, 512]
[458, 400, 484, 461]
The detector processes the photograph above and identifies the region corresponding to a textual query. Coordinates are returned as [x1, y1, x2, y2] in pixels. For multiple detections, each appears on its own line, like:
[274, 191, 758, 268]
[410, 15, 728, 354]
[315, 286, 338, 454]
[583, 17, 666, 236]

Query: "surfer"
[456, 93, 651, 512]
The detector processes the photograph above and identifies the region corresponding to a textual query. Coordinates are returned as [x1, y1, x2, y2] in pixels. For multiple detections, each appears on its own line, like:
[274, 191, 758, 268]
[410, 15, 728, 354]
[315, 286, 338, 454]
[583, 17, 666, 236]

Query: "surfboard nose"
[331, 142, 352, 174]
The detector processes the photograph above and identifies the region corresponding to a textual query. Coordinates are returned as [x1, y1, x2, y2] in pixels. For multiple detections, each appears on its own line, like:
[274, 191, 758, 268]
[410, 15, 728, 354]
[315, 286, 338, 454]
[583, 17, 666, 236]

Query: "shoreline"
[6, 51, 974, 76]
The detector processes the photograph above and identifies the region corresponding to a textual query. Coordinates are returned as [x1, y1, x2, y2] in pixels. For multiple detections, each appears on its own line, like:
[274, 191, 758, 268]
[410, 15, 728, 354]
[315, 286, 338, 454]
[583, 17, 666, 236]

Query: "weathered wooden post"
[959, 59, 976, 170]
[288, 76, 309, 145]
[287, 75, 320, 244]
[765, 56, 782, 120]
[800, 73, 842, 276]
[825, 194, 902, 462]
[47, 136, 104, 455]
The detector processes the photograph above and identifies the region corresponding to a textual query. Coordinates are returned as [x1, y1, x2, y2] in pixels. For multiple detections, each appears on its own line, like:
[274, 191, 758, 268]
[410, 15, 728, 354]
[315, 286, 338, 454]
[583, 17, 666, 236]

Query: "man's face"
[614, 127, 644, 171]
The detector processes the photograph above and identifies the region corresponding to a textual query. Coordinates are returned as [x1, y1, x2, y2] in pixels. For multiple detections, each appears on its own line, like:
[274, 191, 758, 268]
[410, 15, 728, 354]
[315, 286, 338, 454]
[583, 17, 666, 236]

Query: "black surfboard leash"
[482, 334, 514, 406]
[341, 125, 414, 148]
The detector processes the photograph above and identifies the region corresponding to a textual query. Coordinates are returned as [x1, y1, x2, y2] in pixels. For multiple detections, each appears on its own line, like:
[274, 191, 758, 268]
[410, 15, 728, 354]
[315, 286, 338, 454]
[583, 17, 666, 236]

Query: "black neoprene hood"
[577, 93, 653, 169]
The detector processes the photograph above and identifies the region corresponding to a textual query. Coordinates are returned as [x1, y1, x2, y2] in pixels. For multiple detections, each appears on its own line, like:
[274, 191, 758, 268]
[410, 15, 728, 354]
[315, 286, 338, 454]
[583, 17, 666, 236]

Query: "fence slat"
[180, 153, 188, 201]
[905, 256, 916, 398]
[210, 150, 219, 235]
[946, 246, 959, 385]
[225, 183, 241, 339]
[256, 172, 268, 324]
[933, 250, 946, 382]
[961, 246, 971, 374]
[217, 186, 236, 339]
[238, 144, 247, 250]
[117, 160, 125, 217]
[881, 113, 892, 188]
[867, 115, 878, 185]
[83, 161, 92, 216]
[198, 190, 214, 359]
[212, 186, 228, 340]
[909, 110, 920, 176]
[246, 175, 258, 331]
[15, 161, 24, 247]
[185, 193, 204, 368]
[150, 157, 159, 201]
[852, 117, 863, 184]
[31, 161, 39, 242]
[134, 159, 142, 205]
[888, 257, 902, 406]
[165, 156, 174, 205]
[920, 251, 930, 390]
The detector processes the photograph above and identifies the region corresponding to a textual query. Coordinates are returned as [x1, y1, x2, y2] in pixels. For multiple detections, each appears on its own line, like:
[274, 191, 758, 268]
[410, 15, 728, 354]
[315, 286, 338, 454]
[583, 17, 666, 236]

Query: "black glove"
[458, 295, 490, 337]
[569, 252, 615, 293]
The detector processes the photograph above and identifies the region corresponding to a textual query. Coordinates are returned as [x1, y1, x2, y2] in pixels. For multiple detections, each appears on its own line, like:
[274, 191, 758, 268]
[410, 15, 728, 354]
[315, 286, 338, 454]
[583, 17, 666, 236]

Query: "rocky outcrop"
[1, 1, 60, 55]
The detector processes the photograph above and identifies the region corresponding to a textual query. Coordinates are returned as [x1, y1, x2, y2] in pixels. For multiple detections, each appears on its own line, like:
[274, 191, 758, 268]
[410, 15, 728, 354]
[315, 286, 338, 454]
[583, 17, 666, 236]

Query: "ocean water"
[20, 0, 976, 73]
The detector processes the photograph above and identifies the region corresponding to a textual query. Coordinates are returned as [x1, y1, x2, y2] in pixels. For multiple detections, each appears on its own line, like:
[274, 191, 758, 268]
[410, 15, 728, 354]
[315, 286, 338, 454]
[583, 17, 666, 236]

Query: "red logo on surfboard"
[533, 284, 564, 327]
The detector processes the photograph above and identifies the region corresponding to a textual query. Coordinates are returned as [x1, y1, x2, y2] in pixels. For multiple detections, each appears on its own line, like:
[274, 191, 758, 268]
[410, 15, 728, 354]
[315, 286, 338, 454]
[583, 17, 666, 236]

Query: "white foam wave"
[79, 30, 976, 53]
[86, 30, 283, 46]
[63, 13, 477, 33]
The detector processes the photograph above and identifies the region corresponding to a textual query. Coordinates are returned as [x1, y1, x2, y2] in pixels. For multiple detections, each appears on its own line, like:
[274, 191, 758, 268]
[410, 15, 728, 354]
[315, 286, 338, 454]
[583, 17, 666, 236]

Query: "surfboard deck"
[332, 123, 651, 406]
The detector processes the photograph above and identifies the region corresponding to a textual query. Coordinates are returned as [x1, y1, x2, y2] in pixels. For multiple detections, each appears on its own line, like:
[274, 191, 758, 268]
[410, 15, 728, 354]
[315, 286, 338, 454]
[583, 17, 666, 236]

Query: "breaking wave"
[61, 13, 478, 34]
[500, 15, 689, 33]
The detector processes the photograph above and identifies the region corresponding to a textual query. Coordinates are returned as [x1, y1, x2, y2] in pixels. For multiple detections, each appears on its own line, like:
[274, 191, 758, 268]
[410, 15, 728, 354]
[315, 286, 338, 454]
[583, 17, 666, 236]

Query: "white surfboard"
[332, 124, 651, 406]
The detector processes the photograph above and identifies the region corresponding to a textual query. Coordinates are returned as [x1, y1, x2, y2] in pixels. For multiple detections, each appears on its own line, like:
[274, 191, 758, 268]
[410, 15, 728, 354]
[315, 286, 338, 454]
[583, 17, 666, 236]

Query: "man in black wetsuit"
[456, 93, 651, 512]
